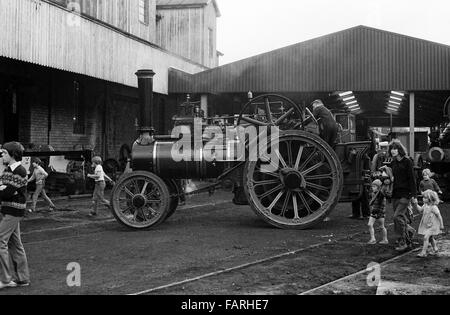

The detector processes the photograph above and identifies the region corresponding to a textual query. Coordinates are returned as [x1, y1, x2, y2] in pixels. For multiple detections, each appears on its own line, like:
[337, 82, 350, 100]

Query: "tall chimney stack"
[135, 69, 156, 144]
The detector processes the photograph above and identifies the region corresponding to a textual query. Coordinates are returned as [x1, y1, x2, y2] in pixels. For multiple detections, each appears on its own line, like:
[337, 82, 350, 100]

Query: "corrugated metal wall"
[156, 2, 218, 68]
[48, 0, 157, 44]
[156, 7, 204, 65]
[0, 0, 206, 94]
[170, 26, 450, 93]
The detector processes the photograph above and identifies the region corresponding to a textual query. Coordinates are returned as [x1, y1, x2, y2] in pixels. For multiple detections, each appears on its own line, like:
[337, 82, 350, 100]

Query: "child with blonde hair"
[87, 156, 112, 217]
[411, 190, 445, 258]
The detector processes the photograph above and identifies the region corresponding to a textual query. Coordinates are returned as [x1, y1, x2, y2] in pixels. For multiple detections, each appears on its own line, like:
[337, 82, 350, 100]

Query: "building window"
[139, 0, 149, 25]
[208, 28, 214, 59]
[73, 81, 86, 135]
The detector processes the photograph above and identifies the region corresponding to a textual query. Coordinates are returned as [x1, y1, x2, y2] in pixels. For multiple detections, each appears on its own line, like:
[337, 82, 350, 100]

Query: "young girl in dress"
[411, 190, 445, 258]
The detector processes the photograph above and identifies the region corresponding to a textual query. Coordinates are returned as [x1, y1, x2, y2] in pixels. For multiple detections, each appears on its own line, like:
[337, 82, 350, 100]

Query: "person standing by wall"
[389, 140, 417, 251]
[0, 142, 30, 289]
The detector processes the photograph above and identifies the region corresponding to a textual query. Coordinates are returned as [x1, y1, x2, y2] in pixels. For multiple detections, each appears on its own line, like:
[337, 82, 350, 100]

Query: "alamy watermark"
[66, 1, 81, 27]
[66, 262, 81, 287]
[170, 118, 280, 173]
[366, 262, 381, 288]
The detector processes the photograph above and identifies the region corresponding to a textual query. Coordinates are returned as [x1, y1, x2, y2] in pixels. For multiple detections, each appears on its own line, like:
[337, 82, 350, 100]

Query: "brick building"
[0, 0, 220, 160]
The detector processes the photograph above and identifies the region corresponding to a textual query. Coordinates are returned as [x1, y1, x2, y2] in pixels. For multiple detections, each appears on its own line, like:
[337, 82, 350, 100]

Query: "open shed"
[169, 25, 450, 154]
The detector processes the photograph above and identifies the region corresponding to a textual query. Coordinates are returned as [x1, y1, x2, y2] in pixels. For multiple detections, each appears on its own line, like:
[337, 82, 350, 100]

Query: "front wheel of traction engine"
[111, 171, 171, 229]
[244, 130, 343, 230]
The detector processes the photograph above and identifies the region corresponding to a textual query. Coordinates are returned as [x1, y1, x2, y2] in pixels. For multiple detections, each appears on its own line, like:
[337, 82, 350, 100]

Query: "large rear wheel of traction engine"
[111, 171, 171, 229]
[244, 130, 343, 230]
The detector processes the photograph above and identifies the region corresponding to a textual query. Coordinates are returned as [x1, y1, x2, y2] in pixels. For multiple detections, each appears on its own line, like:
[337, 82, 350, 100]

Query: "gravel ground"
[1, 191, 448, 295]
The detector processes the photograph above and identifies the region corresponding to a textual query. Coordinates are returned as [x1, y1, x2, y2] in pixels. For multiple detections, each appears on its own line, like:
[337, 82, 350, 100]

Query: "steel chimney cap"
[135, 69, 156, 78]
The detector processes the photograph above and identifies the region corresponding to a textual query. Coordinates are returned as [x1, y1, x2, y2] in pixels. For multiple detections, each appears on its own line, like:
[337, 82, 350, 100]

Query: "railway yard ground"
[0, 190, 449, 295]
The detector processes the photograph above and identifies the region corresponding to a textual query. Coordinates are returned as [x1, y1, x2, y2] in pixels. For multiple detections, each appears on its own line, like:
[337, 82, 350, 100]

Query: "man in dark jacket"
[311, 100, 339, 148]
[0, 142, 30, 289]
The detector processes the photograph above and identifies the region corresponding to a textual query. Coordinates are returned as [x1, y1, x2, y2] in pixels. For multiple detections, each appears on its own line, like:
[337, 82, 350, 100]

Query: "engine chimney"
[135, 69, 156, 145]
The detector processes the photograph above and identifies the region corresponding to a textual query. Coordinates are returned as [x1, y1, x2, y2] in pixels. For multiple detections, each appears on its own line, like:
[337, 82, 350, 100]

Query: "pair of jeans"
[32, 184, 56, 211]
[0, 215, 30, 283]
[92, 181, 110, 213]
[352, 189, 370, 218]
[392, 198, 413, 246]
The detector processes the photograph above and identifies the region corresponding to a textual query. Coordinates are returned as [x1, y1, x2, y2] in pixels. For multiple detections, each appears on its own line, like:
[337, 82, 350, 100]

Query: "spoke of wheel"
[304, 189, 325, 207]
[298, 191, 314, 215]
[121, 205, 134, 215]
[305, 173, 333, 181]
[255, 168, 280, 178]
[144, 205, 158, 217]
[267, 191, 284, 212]
[294, 145, 304, 169]
[123, 186, 135, 198]
[302, 162, 325, 176]
[258, 184, 284, 200]
[264, 97, 274, 124]
[286, 141, 293, 167]
[274, 107, 295, 125]
[275, 150, 288, 169]
[133, 209, 139, 222]
[281, 191, 291, 217]
[292, 194, 300, 220]
[242, 116, 269, 127]
[141, 181, 149, 195]
[305, 181, 330, 192]
[131, 180, 140, 194]
[138, 209, 149, 222]
[299, 149, 317, 172]
[145, 187, 159, 200]
[252, 179, 281, 187]
[146, 199, 162, 204]
[259, 158, 280, 174]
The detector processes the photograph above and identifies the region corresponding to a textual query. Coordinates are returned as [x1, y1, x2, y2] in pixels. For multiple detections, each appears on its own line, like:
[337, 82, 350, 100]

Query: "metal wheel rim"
[112, 173, 170, 229]
[237, 94, 305, 129]
[245, 131, 343, 228]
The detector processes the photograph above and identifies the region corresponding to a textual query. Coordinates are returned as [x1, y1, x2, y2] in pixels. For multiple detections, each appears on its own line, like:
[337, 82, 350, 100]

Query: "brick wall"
[3, 62, 182, 163]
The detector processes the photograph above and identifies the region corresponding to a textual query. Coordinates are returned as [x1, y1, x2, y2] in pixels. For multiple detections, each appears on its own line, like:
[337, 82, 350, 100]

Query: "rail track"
[129, 218, 420, 295]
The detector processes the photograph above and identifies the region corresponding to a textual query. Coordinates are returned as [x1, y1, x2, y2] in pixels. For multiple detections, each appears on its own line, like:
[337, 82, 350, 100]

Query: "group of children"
[367, 168, 445, 258]
[26, 156, 112, 216]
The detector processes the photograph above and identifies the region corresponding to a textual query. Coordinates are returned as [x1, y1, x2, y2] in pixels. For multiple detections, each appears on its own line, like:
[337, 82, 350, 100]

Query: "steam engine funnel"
[135, 69, 156, 145]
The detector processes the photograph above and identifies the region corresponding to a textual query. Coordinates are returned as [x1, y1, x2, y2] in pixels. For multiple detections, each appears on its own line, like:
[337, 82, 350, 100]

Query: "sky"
[216, 0, 450, 65]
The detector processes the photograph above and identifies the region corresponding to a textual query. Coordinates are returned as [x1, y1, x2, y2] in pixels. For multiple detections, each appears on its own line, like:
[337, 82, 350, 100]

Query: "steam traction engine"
[110, 70, 371, 230]
[425, 121, 450, 200]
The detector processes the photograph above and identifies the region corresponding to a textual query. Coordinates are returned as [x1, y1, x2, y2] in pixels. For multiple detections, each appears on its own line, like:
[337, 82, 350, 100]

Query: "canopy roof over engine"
[169, 25, 450, 127]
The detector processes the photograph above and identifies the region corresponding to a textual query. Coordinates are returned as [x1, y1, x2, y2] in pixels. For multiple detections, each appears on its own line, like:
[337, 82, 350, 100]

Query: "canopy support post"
[409, 92, 415, 157]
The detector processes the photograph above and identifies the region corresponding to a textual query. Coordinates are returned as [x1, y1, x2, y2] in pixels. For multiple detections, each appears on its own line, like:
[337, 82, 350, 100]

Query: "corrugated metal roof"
[0, 0, 207, 94]
[169, 26, 450, 94]
[156, 0, 220, 17]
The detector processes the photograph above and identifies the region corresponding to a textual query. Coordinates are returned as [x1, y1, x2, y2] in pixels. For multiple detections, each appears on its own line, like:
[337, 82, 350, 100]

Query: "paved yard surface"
[0, 190, 448, 295]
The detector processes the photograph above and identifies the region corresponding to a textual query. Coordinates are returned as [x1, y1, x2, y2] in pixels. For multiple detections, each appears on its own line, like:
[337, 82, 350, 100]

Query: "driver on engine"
[311, 100, 339, 148]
